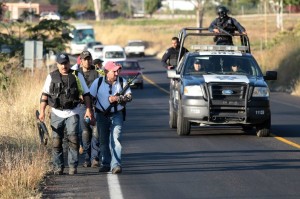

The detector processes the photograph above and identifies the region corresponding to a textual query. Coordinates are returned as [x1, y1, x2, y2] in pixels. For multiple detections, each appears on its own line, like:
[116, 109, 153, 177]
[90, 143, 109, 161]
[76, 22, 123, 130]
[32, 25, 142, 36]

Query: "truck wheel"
[169, 100, 177, 128]
[177, 100, 190, 136]
[256, 118, 271, 137]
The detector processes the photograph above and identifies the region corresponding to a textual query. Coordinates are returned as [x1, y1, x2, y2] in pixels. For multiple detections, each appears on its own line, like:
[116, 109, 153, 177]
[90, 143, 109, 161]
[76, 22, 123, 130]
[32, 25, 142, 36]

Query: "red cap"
[104, 61, 121, 71]
[77, 56, 81, 64]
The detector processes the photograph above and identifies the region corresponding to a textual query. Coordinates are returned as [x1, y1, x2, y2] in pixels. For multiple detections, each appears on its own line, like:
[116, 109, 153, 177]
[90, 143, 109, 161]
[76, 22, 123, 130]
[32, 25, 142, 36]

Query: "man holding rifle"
[90, 61, 132, 174]
[209, 5, 247, 45]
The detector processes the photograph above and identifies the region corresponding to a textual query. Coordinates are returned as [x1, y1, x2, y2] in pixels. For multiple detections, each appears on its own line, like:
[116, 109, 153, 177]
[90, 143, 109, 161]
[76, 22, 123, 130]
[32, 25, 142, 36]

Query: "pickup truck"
[124, 40, 145, 57]
[167, 27, 277, 137]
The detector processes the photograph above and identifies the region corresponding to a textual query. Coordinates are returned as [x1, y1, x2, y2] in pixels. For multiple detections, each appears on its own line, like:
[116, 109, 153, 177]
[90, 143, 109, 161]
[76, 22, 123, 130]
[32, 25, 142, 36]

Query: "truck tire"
[256, 118, 271, 137]
[169, 100, 177, 128]
[177, 100, 191, 136]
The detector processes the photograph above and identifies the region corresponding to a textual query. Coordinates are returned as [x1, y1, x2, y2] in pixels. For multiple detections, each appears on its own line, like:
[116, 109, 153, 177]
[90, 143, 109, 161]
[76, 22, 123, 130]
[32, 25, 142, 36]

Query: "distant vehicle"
[39, 12, 61, 21]
[102, 45, 126, 64]
[124, 40, 145, 57]
[90, 45, 105, 59]
[117, 60, 144, 89]
[84, 41, 103, 51]
[66, 24, 95, 55]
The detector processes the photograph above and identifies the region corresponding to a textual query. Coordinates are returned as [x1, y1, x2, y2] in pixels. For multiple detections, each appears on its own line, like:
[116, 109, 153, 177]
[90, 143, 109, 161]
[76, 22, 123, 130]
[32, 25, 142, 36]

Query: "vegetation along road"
[42, 57, 300, 199]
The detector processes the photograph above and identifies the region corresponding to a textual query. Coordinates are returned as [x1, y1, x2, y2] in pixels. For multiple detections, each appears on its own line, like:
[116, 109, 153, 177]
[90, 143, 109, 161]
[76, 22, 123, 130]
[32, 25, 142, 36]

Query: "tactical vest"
[216, 17, 237, 33]
[48, 69, 80, 110]
[169, 48, 179, 66]
[79, 67, 99, 87]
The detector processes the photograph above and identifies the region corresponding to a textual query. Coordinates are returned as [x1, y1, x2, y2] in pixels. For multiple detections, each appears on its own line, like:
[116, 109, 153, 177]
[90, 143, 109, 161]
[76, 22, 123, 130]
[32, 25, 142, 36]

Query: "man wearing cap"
[193, 59, 203, 72]
[90, 61, 132, 174]
[93, 58, 105, 76]
[77, 50, 101, 168]
[39, 53, 95, 175]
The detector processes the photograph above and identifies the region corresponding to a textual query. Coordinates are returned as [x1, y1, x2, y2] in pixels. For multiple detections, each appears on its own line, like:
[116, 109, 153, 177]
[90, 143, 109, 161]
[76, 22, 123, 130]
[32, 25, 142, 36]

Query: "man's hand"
[85, 108, 95, 126]
[213, 28, 220, 33]
[167, 66, 175, 70]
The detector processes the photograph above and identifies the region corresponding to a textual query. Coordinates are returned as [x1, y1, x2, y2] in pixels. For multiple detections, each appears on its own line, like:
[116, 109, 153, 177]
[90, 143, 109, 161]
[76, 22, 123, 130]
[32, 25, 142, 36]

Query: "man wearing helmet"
[209, 6, 247, 45]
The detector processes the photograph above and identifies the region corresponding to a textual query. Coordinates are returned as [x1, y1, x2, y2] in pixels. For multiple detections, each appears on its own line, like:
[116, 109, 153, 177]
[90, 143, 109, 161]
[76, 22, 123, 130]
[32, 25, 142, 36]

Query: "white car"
[124, 40, 145, 57]
[39, 12, 61, 21]
[90, 44, 105, 59]
[102, 45, 126, 64]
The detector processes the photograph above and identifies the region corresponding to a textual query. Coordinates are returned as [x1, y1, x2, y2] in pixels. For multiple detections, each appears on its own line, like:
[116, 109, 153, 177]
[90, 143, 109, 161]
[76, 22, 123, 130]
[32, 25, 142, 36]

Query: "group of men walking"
[39, 50, 132, 175]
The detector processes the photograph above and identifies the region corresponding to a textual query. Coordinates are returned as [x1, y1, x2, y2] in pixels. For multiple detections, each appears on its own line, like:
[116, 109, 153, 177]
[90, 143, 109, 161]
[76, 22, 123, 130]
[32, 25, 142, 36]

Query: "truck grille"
[207, 83, 249, 122]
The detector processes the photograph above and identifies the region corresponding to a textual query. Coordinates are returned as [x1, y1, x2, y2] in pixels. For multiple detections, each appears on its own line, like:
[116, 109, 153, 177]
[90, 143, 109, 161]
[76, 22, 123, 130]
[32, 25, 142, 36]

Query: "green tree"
[283, 0, 300, 5]
[25, 20, 73, 53]
[145, 0, 161, 17]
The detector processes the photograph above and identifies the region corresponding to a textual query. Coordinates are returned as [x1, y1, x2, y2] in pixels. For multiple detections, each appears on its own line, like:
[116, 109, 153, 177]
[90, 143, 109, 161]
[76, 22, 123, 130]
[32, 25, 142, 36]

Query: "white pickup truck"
[124, 40, 145, 57]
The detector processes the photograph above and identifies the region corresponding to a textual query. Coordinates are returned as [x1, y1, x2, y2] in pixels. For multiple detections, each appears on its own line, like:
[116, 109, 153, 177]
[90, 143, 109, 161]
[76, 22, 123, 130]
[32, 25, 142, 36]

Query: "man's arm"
[232, 17, 247, 34]
[208, 18, 219, 33]
[161, 49, 170, 68]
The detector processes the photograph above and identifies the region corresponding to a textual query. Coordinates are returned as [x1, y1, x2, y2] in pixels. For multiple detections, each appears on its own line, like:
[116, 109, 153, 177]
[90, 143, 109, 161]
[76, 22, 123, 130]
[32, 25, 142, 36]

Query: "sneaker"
[53, 168, 64, 175]
[99, 166, 110, 172]
[83, 161, 91, 167]
[91, 159, 100, 168]
[79, 145, 84, 154]
[112, 166, 122, 174]
[69, 168, 77, 175]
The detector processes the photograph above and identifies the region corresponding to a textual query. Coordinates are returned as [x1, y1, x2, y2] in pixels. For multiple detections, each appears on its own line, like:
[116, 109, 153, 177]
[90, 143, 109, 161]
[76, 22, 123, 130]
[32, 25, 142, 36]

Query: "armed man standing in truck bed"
[209, 5, 247, 45]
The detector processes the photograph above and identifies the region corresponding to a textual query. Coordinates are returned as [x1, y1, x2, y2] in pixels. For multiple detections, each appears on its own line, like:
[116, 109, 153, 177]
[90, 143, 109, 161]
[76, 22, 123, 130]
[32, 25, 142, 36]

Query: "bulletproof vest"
[169, 47, 179, 66]
[216, 17, 237, 33]
[79, 67, 98, 87]
[48, 69, 80, 110]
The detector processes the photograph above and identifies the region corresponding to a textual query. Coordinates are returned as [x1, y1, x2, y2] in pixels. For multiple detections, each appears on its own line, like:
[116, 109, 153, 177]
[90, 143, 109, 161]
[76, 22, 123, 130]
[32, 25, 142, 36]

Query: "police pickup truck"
[167, 28, 277, 137]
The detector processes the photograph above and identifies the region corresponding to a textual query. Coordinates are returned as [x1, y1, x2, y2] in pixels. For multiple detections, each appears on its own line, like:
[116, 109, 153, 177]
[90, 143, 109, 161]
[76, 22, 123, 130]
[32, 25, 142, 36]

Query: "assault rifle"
[103, 73, 138, 116]
[36, 110, 49, 145]
[214, 25, 233, 37]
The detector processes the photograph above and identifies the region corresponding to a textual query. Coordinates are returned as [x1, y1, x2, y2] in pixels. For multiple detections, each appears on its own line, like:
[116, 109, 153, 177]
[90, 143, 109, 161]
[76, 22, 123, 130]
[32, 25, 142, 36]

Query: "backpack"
[95, 76, 126, 120]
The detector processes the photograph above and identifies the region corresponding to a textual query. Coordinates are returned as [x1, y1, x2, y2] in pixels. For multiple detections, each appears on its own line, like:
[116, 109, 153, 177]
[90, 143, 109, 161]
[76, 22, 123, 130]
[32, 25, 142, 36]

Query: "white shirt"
[42, 71, 89, 118]
[90, 77, 131, 112]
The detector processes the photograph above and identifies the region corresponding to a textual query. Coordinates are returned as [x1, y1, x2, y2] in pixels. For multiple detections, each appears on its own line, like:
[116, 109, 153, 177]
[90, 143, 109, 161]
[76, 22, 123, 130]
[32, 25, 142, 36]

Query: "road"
[42, 57, 300, 199]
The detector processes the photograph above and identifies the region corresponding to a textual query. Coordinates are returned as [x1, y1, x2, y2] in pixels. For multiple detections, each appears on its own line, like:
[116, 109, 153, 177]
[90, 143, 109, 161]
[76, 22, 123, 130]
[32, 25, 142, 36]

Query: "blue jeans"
[96, 111, 123, 169]
[91, 126, 100, 161]
[79, 105, 99, 163]
[51, 113, 79, 170]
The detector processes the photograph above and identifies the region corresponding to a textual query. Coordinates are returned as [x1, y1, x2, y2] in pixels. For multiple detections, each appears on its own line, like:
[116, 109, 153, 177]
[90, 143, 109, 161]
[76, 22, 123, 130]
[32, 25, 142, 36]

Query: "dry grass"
[0, 68, 51, 199]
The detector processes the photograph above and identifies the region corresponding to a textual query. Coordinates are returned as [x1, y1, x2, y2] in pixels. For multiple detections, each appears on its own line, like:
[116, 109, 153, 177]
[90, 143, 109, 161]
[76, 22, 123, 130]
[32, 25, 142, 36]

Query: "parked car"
[117, 60, 144, 89]
[90, 44, 105, 59]
[124, 40, 145, 57]
[39, 12, 61, 21]
[102, 45, 126, 64]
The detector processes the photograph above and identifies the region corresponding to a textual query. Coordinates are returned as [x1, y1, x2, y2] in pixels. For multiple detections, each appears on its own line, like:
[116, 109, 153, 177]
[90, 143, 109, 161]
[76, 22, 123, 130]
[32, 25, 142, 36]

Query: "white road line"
[108, 174, 124, 199]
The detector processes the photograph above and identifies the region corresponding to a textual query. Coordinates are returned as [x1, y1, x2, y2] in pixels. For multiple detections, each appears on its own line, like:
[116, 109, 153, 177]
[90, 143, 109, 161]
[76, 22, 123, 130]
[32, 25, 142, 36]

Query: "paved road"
[42, 57, 300, 199]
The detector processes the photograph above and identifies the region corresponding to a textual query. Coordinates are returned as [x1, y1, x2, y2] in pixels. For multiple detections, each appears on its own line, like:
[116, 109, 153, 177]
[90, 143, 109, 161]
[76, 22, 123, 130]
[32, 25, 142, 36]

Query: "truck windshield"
[183, 55, 262, 76]
[73, 29, 95, 44]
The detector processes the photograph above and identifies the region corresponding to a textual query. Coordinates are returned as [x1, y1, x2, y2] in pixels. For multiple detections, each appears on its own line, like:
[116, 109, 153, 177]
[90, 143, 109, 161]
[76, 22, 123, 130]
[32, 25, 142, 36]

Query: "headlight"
[252, 87, 269, 97]
[184, 85, 203, 96]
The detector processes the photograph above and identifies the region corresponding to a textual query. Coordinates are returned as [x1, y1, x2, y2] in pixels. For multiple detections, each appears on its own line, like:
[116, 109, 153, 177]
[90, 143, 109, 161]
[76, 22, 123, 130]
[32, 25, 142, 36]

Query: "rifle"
[214, 25, 233, 37]
[36, 110, 49, 145]
[103, 73, 138, 116]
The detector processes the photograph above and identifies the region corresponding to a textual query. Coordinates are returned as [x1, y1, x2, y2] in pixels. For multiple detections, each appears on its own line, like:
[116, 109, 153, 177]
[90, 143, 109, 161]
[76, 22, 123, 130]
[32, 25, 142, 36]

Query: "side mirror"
[264, 71, 277, 80]
[167, 69, 180, 79]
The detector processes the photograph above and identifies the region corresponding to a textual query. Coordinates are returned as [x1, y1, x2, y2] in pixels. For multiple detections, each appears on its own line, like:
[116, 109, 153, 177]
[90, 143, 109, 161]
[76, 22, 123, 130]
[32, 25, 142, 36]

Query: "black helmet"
[216, 6, 229, 18]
